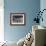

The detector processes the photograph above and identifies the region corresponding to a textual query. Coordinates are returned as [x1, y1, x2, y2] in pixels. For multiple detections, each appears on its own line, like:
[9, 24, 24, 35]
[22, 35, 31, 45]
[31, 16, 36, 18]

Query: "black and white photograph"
[10, 13, 26, 26]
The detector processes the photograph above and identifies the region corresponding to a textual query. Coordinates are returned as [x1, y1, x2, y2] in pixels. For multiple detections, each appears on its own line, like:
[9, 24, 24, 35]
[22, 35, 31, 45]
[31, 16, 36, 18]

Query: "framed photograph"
[10, 13, 26, 26]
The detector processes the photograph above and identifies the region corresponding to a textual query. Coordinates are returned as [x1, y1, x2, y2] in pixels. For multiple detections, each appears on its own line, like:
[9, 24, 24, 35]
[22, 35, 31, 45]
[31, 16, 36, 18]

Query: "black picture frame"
[10, 13, 26, 26]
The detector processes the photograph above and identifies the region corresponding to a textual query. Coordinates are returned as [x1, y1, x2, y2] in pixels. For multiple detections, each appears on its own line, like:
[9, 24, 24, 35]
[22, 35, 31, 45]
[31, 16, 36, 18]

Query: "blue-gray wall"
[40, 0, 46, 27]
[4, 0, 40, 42]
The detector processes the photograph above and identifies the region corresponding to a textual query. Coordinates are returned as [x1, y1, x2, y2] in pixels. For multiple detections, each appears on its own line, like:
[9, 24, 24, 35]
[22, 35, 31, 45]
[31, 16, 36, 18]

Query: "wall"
[40, 0, 46, 27]
[4, 0, 40, 42]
